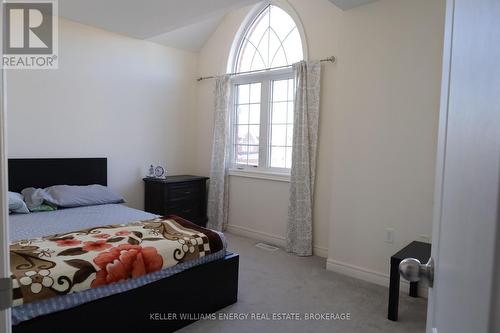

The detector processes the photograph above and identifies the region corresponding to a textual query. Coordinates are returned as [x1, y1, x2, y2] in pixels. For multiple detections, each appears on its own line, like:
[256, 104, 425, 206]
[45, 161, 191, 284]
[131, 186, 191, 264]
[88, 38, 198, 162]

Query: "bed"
[8, 158, 239, 333]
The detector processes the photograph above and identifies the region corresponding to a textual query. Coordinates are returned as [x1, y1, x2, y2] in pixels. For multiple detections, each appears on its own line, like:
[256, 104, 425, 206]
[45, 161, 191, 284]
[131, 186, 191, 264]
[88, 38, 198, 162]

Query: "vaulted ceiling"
[59, 0, 380, 52]
[59, 0, 260, 39]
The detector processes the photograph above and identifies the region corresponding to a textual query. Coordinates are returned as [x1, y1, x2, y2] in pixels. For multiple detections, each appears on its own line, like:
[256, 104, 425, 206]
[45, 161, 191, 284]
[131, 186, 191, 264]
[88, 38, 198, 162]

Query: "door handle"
[399, 257, 434, 287]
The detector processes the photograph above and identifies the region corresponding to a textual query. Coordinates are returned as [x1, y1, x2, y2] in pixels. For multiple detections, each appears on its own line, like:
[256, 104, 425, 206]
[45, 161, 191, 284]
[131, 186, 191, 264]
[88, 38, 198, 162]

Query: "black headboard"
[8, 158, 107, 193]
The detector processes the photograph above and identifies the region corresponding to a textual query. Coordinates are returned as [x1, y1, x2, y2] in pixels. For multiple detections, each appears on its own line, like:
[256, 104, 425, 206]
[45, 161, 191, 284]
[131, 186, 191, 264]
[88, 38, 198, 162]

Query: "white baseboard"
[326, 258, 428, 298]
[326, 258, 391, 286]
[227, 224, 426, 297]
[226, 224, 328, 258]
[312, 245, 328, 258]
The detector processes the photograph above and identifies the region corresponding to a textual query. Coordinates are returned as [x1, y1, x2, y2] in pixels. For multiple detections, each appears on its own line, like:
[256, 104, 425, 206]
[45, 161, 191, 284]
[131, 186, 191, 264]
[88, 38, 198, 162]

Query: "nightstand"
[143, 175, 209, 227]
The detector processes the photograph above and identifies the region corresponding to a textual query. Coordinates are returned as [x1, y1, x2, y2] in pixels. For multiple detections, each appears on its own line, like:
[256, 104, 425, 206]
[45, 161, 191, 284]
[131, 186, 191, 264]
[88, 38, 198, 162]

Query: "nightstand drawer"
[167, 202, 200, 220]
[167, 183, 200, 202]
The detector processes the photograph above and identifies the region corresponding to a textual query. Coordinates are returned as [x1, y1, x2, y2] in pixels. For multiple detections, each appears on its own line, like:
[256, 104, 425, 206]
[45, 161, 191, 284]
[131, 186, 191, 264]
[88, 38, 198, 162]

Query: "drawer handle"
[182, 209, 192, 213]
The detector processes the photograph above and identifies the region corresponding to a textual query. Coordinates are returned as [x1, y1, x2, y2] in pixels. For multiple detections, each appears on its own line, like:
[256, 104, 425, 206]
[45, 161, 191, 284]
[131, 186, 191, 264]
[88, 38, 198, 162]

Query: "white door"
[423, 0, 500, 332]
[0, 1, 12, 332]
[0, 89, 11, 333]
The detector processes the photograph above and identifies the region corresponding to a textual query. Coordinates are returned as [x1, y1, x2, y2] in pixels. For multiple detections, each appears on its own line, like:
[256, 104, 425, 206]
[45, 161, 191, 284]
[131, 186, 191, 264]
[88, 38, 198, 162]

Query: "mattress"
[9, 204, 159, 241]
[9, 204, 227, 325]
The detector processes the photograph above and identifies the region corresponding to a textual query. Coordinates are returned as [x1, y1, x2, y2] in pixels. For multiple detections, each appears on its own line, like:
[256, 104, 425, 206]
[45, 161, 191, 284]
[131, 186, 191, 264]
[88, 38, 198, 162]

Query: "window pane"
[250, 83, 261, 103]
[249, 104, 260, 124]
[237, 125, 249, 144]
[268, 29, 281, 66]
[282, 28, 303, 65]
[248, 145, 259, 166]
[271, 125, 287, 146]
[286, 147, 293, 169]
[237, 42, 255, 72]
[235, 145, 248, 164]
[253, 29, 269, 70]
[249, 125, 260, 144]
[287, 102, 294, 124]
[237, 84, 250, 104]
[272, 102, 287, 124]
[233, 81, 261, 168]
[271, 147, 286, 168]
[286, 125, 294, 146]
[270, 6, 296, 41]
[237, 105, 249, 124]
[288, 79, 295, 100]
[272, 80, 288, 102]
[250, 50, 266, 71]
[270, 46, 287, 68]
[248, 7, 269, 47]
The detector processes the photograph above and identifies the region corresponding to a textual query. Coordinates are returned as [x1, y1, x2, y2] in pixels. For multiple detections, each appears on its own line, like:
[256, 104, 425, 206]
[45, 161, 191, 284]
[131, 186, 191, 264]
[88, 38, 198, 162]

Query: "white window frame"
[229, 67, 293, 179]
[227, 1, 308, 181]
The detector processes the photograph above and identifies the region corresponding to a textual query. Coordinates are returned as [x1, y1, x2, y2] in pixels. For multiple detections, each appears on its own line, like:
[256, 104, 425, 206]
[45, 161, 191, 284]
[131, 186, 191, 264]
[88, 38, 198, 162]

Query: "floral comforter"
[10, 215, 223, 306]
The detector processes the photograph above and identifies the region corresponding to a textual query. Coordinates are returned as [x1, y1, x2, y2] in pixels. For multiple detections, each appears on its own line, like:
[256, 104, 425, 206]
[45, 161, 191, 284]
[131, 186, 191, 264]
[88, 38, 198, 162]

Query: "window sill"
[228, 168, 291, 182]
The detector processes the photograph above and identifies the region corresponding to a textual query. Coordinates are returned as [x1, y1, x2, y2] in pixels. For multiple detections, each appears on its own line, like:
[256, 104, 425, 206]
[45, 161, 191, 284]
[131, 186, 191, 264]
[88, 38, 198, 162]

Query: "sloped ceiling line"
[59, 0, 381, 52]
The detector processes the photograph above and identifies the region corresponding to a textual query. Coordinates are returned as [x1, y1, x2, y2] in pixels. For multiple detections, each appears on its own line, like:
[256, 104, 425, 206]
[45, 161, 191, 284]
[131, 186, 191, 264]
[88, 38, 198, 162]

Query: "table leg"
[388, 257, 400, 321]
[409, 282, 418, 297]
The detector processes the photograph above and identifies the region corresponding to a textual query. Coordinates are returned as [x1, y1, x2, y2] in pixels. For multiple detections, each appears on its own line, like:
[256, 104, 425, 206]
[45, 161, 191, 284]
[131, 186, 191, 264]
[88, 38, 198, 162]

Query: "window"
[269, 78, 294, 169]
[231, 4, 304, 175]
[235, 83, 261, 166]
[236, 5, 303, 72]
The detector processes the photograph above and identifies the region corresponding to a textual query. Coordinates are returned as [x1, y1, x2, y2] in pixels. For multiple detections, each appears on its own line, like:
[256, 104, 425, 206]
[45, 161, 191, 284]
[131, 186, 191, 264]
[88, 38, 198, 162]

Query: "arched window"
[236, 5, 304, 72]
[230, 3, 305, 173]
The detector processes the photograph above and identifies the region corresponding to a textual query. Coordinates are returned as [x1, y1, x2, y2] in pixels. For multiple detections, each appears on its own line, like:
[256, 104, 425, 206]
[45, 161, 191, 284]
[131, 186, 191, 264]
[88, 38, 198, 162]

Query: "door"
[402, 0, 500, 332]
[0, 85, 10, 333]
[0, 1, 12, 331]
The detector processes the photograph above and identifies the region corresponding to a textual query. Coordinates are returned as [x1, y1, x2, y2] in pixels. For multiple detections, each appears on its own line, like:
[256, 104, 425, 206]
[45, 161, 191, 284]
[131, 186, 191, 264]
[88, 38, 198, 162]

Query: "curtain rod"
[196, 56, 336, 82]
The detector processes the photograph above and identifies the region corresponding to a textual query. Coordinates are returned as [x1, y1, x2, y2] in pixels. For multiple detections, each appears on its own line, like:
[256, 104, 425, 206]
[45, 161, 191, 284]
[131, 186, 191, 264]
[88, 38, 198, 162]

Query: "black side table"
[388, 241, 431, 321]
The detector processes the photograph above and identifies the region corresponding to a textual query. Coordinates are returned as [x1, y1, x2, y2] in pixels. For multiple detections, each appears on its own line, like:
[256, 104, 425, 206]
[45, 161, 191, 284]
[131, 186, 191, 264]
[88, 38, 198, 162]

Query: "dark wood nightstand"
[143, 175, 209, 227]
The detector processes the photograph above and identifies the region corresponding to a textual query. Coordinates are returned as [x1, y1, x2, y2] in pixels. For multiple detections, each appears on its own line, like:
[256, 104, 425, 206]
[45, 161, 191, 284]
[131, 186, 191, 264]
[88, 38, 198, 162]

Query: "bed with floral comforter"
[10, 215, 224, 306]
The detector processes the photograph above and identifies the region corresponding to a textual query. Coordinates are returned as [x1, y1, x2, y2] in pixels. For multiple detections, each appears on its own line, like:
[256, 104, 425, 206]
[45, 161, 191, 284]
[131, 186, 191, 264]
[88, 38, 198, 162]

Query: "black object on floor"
[14, 253, 239, 333]
[388, 241, 431, 321]
[144, 175, 209, 227]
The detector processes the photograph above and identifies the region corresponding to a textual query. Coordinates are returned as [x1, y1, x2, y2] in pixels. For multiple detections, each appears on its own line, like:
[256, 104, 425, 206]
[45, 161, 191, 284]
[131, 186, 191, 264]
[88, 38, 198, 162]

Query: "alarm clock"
[154, 165, 166, 179]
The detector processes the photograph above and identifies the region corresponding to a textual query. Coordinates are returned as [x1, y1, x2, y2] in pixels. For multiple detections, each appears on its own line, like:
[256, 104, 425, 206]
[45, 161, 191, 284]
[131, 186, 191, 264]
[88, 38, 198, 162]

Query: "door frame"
[0, 1, 12, 331]
[0, 73, 11, 332]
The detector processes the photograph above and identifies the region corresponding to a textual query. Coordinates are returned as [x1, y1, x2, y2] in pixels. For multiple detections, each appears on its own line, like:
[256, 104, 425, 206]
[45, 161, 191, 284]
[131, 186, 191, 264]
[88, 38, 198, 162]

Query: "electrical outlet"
[385, 228, 395, 244]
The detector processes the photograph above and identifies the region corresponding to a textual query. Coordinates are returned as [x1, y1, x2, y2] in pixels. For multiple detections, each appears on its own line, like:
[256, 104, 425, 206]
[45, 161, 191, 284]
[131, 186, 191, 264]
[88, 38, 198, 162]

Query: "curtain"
[207, 75, 231, 231]
[286, 60, 321, 256]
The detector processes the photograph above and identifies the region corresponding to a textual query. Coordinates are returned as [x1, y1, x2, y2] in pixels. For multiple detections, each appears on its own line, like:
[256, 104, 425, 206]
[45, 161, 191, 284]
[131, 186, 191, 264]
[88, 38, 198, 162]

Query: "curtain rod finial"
[325, 56, 336, 63]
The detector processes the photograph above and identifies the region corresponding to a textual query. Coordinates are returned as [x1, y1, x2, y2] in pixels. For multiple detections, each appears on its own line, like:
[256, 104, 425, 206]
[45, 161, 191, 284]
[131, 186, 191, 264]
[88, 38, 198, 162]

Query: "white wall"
[326, 0, 445, 284]
[7, 18, 198, 209]
[195, 0, 445, 287]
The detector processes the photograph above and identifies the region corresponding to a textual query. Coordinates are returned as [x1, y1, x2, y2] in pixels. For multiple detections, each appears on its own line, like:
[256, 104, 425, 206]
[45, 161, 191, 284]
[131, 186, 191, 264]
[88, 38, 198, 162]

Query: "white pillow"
[8, 191, 29, 214]
[22, 185, 125, 209]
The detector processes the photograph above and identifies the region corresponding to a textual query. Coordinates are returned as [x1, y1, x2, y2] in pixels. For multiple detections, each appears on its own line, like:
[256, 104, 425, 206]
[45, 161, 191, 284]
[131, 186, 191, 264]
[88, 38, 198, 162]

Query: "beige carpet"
[179, 233, 427, 333]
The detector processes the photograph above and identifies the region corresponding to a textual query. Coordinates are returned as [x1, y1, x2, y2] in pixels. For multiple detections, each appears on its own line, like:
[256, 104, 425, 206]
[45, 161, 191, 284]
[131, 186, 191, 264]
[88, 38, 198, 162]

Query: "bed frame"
[8, 158, 239, 333]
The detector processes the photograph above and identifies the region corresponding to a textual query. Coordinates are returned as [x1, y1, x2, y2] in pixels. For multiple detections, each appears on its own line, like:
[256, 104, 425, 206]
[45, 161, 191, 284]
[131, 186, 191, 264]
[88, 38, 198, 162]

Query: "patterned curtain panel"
[286, 61, 321, 256]
[207, 75, 231, 231]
